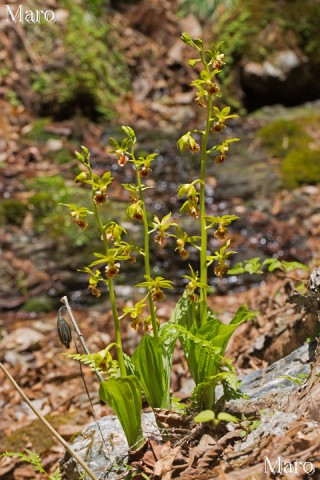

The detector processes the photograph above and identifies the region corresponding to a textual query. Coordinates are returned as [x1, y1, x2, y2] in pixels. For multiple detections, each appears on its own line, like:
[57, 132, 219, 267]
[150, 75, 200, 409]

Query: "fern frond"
[192, 371, 242, 409]
[160, 323, 222, 360]
[1, 450, 47, 475]
[66, 346, 119, 377]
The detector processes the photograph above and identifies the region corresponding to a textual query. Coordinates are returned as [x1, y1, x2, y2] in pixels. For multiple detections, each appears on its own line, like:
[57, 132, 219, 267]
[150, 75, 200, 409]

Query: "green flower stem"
[90, 181, 126, 378]
[199, 95, 213, 325]
[204, 384, 215, 411]
[133, 162, 159, 341]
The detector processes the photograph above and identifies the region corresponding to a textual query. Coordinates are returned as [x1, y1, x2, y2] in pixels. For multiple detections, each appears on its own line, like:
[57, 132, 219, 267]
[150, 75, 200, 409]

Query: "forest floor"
[1, 264, 320, 479]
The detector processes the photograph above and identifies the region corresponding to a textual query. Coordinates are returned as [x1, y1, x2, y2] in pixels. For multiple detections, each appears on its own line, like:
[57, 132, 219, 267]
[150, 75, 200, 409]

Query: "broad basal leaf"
[99, 375, 144, 449]
[132, 335, 171, 409]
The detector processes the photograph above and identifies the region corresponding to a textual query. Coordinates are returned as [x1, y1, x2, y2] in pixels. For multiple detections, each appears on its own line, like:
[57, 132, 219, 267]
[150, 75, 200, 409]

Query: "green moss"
[1, 412, 85, 454]
[257, 119, 310, 159]
[178, 0, 235, 20]
[24, 0, 129, 119]
[27, 175, 95, 245]
[281, 150, 320, 189]
[5, 90, 21, 108]
[22, 296, 55, 313]
[23, 118, 54, 142]
[28, 176, 73, 219]
[216, 0, 320, 61]
[0, 199, 28, 226]
[257, 113, 320, 189]
[48, 148, 74, 165]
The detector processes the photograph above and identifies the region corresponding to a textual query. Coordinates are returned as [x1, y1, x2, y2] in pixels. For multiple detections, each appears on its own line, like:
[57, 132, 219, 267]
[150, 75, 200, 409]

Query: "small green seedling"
[194, 410, 240, 428]
[239, 416, 261, 438]
[278, 373, 309, 386]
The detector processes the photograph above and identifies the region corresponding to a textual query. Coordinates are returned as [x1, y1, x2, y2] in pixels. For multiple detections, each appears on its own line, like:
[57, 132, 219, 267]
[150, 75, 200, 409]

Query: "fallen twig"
[0, 362, 99, 480]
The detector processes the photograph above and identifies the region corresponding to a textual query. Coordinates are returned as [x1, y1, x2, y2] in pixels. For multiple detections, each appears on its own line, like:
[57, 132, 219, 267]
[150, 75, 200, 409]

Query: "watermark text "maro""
[5, 5, 55, 23]
[265, 457, 315, 476]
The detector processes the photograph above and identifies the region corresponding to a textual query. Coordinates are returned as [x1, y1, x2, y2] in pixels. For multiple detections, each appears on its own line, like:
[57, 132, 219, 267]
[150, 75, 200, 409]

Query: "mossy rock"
[257, 118, 310, 159]
[257, 110, 320, 189]
[281, 150, 320, 189]
[1, 411, 86, 454]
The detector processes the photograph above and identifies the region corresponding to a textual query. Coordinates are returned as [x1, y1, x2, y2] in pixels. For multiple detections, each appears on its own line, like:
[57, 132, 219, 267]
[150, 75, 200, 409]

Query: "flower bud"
[207, 82, 219, 95]
[130, 317, 142, 331]
[187, 204, 199, 218]
[155, 233, 166, 248]
[191, 143, 200, 153]
[213, 54, 225, 70]
[89, 285, 101, 297]
[189, 292, 198, 302]
[179, 248, 189, 260]
[195, 95, 206, 108]
[128, 202, 144, 222]
[75, 172, 88, 183]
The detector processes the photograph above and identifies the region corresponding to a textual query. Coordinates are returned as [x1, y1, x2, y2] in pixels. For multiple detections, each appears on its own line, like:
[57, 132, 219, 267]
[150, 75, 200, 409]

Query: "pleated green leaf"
[132, 335, 171, 409]
[99, 375, 144, 449]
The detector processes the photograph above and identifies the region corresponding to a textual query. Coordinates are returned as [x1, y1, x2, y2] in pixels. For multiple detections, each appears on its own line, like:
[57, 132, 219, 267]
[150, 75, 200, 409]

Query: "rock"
[61, 343, 316, 478]
[241, 49, 310, 107]
[243, 50, 305, 84]
[61, 412, 160, 480]
[233, 410, 299, 452]
[309, 267, 320, 294]
[54, 9, 70, 24]
[213, 0, 320, 110]
[167, 40, 184, 66]
[229, 342, 316, 416]
[46, 139, 64, 151]
[179, 14, 202, 39]
[0, 327, 45, 354]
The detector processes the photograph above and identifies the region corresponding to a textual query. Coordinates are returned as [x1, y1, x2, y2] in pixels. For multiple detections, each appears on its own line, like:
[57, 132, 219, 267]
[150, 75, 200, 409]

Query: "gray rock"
[229, 342, 316, 415]
[309, 267, 320, 294]
[240, 47, 318, 109]
[244, 50, 305, 83]
[61, 343, 316, 479]
[61, 412, 159, 480]
[233, 410, 299, 452]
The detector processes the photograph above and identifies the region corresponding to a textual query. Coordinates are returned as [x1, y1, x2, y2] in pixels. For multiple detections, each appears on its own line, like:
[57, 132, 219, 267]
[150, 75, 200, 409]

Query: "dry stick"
[60, 296, 104, 382]
[0, 362, 99, 480]
[60, 296, 108, 450]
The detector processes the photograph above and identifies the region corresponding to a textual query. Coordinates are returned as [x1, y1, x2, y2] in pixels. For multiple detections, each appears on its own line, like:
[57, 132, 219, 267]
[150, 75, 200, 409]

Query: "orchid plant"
[60, 33, 306, 449]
